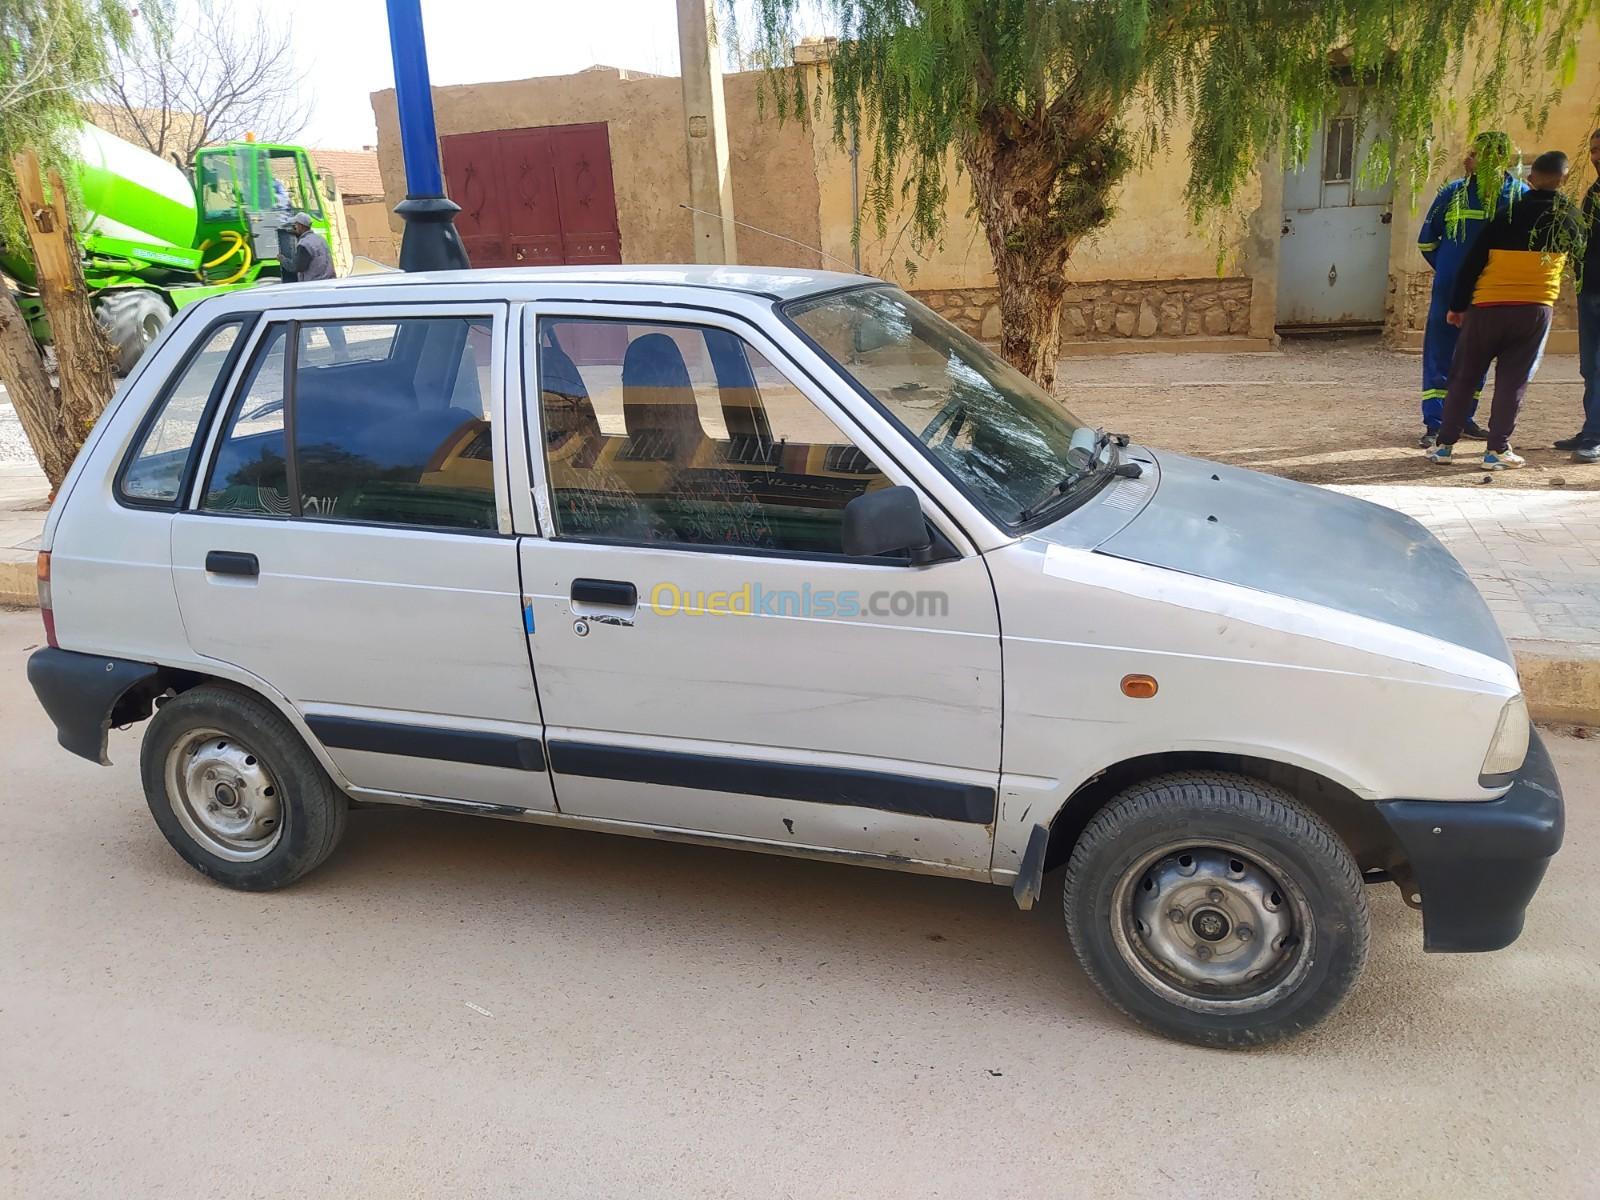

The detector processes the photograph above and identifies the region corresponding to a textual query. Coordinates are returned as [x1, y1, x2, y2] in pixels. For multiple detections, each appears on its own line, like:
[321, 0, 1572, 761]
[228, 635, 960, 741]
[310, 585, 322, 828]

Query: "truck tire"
[1063, 772, 1369, 1048]
[140, 685, 347, 891]
[95, 289, 171, 375]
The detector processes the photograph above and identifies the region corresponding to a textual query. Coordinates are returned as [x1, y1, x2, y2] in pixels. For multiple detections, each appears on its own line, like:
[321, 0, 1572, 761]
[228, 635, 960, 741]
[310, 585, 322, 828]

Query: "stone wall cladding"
[1387, 267, 1580, 341]
[913, 277, 1255, 342]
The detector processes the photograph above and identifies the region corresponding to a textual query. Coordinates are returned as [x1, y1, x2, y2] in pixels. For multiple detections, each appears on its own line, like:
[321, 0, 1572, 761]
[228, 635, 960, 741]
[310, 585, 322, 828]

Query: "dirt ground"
[1060, 333, 1597, 490]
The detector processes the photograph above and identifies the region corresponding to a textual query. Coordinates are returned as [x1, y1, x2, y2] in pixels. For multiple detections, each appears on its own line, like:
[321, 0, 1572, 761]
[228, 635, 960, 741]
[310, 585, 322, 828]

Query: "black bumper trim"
[1375, 727, 1564, 953]
[27, 648, 162, 766]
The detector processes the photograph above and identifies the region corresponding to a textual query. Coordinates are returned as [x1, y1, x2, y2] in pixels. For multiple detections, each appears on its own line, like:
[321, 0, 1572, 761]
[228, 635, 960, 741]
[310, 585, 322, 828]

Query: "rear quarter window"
[118, 319, 248, 507]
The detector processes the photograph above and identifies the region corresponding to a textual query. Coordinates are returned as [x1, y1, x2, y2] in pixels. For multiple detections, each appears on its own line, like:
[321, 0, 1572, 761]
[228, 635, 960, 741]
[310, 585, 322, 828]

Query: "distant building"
[370, 52, 1600, 353]
[309, 147, 396, 268]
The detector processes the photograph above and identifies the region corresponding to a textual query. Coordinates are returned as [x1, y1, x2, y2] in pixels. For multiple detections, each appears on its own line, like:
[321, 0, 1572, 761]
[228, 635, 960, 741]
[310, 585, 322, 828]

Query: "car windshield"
[785, 286, 1098, 526]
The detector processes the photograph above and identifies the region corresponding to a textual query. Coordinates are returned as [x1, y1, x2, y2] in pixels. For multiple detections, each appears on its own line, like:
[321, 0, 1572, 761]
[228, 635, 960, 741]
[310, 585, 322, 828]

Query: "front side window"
[120, 320, 245, 505]
[538, 317, 886, 555]
[786, 287, 1098, 528]
[203, 315, 498, 530]
[198, 151, 241, 221]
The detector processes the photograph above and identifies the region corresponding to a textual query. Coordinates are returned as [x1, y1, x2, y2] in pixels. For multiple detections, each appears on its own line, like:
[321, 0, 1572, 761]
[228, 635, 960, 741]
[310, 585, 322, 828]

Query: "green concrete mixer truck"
[1, 124, 337, 372]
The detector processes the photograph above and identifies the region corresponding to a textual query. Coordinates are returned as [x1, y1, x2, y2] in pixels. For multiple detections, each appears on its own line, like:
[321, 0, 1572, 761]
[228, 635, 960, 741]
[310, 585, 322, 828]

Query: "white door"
[171, 304, 557, 814]
[1278, 101, 1395, 326]
[518, 305, 1002, 875]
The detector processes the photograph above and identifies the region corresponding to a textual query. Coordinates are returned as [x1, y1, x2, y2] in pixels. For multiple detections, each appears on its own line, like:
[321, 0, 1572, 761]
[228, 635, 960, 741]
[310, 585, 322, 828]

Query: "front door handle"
[571, 578, 636, 607]
[570, 578, 636, 631]
[205, 550, 259, 577]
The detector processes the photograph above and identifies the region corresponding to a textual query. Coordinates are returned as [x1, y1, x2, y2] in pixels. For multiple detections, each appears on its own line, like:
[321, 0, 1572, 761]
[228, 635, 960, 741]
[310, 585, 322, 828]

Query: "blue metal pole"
[384, 0, 469, 271]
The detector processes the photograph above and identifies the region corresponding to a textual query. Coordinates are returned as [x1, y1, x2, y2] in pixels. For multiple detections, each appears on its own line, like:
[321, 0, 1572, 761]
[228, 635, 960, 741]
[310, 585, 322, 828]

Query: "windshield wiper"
[1017, 428, 1118, 522]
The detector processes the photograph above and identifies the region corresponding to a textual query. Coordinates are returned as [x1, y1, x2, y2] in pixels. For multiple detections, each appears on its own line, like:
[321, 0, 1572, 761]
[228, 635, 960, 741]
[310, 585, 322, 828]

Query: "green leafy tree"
[734, 0, 1598, 389]
[0, 0, 137, 487]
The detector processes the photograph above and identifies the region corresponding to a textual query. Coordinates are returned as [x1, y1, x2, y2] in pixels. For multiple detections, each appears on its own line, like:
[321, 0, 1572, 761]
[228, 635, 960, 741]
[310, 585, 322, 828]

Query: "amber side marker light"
[1121, 673, 1158, 699]
[37, 551, 57, 649]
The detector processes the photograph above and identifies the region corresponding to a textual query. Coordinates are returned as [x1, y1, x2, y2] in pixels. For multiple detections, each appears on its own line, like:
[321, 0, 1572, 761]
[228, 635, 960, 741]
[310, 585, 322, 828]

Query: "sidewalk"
[1332, 483, 1600, 725]
[3, 454, 1597, 721]
[0, 462, 46, 608]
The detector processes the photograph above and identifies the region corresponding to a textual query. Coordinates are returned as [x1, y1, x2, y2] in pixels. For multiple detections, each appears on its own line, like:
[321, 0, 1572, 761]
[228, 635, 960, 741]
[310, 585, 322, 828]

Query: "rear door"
[171, 302, 556, 814]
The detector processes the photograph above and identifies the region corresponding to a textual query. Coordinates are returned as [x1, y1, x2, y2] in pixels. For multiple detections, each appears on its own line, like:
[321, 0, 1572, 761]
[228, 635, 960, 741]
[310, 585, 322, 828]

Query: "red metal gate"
[441, 122, 622, 268]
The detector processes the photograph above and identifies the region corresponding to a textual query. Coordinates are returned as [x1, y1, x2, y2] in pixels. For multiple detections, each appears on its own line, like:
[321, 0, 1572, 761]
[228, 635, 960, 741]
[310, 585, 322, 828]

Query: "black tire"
[95, 289, 171, 375]
[140, 685, 346, 891]
[1063, 772, 1369, 1048]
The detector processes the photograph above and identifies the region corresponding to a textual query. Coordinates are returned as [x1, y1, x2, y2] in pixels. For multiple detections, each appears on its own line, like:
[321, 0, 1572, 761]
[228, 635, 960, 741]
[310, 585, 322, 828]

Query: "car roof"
[276, 264, 881, 301]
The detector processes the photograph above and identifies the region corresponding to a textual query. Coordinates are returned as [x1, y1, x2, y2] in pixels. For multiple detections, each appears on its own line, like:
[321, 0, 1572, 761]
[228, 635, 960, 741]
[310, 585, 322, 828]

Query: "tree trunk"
[0, 283, 74, 488]
[13, 151, 118, 441]
[961, 104, 1126, 393]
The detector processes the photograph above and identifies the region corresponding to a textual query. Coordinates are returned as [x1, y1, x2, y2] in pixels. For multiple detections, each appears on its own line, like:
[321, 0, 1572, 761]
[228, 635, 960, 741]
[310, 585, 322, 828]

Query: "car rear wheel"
[1063, 772, 1369, 1048]
[140, 685, 346, 890]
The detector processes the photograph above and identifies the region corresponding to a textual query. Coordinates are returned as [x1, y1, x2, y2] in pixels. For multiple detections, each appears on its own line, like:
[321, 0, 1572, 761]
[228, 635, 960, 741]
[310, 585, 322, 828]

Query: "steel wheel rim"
[1109, 839, 1314, 1016]
[164, 727, 284, 862]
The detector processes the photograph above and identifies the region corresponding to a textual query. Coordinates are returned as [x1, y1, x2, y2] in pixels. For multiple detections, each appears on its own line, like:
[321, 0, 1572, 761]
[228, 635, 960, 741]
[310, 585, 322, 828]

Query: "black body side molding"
[27, 648, 163, 765]
[547, 740, 996, 823]
[307, 715, 546, 772]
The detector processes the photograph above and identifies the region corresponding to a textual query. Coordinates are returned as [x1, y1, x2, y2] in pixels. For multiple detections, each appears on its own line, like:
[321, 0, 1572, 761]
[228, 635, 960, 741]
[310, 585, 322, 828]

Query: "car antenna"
[677, 204, 859, 272]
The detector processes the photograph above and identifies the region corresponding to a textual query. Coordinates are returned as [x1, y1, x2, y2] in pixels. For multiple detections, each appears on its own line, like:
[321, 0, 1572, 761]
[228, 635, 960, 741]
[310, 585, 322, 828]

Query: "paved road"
[1, 609, 1597, 1198]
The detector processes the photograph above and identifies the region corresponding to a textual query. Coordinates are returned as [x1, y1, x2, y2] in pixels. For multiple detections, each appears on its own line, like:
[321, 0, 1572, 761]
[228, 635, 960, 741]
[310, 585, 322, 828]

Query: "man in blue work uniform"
[1415, 131, 1526, 447]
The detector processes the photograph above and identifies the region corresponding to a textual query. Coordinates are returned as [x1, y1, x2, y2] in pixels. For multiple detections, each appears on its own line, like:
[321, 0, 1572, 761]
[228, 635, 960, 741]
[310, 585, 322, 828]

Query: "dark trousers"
[1578, 291, 1600, 443]
[1439, 304, 1553, 451]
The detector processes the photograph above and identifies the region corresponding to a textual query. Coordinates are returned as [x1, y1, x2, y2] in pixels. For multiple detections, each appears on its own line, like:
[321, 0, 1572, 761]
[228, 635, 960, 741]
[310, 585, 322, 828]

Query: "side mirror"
[842, 485, 933, 561]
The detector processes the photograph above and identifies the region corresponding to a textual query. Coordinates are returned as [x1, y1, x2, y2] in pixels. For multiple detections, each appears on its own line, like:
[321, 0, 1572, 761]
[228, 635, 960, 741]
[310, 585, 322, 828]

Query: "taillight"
[37, 551, 56, 648]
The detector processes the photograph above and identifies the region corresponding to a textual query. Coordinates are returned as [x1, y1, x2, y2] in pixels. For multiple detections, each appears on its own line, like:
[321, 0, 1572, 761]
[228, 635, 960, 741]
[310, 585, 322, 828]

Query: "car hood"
[1088, 450, 1512, 666]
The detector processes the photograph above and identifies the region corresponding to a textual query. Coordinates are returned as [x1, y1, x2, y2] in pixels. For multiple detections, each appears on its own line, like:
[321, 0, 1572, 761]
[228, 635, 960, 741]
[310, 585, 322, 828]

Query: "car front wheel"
[1063, 772, 1369, 1048]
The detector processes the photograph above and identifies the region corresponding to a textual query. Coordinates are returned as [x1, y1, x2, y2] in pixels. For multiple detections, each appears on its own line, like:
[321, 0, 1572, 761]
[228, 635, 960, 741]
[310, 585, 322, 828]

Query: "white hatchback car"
[28, 267, 1562, 1047]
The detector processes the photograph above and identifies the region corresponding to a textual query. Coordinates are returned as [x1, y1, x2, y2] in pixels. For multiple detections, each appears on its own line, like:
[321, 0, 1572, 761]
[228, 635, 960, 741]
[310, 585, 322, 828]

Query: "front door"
[171, 304, 557, 814]
[518, 305, 1002, 874]
[1278, 97, 1396, 327]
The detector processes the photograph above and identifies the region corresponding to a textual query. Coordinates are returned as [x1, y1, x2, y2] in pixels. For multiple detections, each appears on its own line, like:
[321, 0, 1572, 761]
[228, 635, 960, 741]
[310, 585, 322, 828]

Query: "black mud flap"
[1012, 824, 1050, 910]
[26, 648, 162, 765]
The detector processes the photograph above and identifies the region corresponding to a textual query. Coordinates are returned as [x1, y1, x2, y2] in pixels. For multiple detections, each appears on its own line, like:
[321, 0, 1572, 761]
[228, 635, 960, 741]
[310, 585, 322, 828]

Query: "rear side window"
[202, 316, 498, 531]
[119, 320, 245, 506]
[204, 327, 290, 515]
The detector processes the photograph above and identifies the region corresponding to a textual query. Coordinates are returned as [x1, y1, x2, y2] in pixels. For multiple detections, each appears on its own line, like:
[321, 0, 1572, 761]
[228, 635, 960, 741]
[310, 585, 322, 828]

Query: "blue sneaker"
[1425, 444, 1455, 465]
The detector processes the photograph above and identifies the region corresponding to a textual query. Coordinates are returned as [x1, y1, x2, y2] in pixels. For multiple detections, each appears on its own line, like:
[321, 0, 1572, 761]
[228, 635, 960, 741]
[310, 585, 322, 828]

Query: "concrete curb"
[1512, 640, 1600, 728]
[0, 550, 33, 609]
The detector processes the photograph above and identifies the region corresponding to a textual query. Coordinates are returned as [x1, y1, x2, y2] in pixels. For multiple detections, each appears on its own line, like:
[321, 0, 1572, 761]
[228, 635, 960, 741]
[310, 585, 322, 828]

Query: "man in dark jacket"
[288, 212, 334, 281]
[1426, 150, 1583, 469]
[1554, 129, 1600, 462]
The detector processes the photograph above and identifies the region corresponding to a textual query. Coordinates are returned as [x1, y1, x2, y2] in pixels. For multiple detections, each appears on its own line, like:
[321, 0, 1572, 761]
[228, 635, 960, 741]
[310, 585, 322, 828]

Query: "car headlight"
[1481, 694, 1530, 783]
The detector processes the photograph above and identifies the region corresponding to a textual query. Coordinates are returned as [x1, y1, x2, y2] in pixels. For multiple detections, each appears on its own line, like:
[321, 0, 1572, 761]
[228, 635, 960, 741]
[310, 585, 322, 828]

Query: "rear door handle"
[571, 578, 636, 607]
[205, 550, 259, 577]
